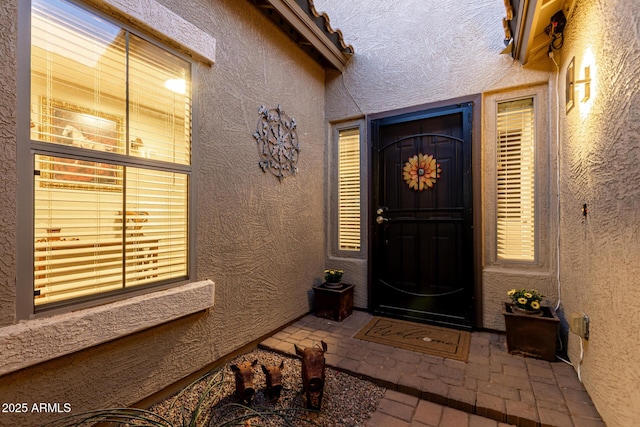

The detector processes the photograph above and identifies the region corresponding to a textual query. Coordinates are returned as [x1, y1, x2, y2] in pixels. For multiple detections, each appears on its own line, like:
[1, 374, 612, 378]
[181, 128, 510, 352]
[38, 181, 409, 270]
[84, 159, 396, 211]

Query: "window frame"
[484, 84, 551, 270]
[495, 96, 536, 262]
[329, 119, 366, 258]
[16, 0, 197, 319]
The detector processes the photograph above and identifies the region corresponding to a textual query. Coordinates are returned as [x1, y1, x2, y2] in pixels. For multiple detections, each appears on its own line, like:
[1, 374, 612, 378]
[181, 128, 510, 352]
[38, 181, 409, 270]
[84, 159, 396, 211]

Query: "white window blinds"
[34, 157, 189, 305]
[30, 0, 191, 308]
[338, 128, 361, 251]
[496, 98, 535, 261]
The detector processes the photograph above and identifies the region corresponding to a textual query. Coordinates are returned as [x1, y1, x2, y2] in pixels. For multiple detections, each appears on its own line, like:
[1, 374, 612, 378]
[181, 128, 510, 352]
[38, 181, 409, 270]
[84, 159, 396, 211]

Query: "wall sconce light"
[575, 66, 591, 102]
[566, 57, 575, 112]
[566, 56, 592, 113]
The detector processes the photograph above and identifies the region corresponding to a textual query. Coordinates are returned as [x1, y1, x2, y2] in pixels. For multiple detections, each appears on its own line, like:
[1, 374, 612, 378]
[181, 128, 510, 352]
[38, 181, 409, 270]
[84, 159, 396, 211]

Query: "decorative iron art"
[403, 153, 441, 191]
[253, 105, 300, 181]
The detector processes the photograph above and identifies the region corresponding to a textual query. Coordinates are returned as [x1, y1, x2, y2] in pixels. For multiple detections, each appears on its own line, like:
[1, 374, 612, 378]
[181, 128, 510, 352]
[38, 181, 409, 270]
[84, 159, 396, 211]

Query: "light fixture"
[566, 56, 593, 114]
[575, 66, 591, 102]
[566, 57, 575, 112]
[164, 78, 186, 94]
[578, 47, 596, 118]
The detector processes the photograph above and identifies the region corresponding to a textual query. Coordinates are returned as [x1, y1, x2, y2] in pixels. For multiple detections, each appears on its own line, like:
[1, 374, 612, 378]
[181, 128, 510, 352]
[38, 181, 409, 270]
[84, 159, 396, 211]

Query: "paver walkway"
[259, 311, 605, 427]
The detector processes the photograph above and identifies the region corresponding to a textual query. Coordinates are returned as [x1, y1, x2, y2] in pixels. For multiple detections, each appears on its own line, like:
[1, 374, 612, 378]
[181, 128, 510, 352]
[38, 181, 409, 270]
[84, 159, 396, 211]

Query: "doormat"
[354, 317, 471, 362]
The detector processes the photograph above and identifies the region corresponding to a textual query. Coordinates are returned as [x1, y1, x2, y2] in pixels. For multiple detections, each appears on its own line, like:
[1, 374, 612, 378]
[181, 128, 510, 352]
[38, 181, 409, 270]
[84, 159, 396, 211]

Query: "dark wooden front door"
[371, 103, 474, 329]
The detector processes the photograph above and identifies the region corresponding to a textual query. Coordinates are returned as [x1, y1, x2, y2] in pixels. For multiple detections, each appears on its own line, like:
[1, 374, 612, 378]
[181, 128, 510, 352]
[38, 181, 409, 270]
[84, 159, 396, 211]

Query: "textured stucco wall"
[316, 0, 553, 119]
[0, 0, 17, 327]
[184, 0, 326, 356]
[558, 0, 640, 425]
[0, 0, 325, 425]
[315, 0, 555, 325]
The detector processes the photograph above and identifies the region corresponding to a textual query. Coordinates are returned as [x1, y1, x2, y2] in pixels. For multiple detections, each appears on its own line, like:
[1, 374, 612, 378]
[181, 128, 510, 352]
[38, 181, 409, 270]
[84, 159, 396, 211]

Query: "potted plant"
[503, 288, 559, 361]
[507, 288, 544, 314]
[313, 269, 353, 321]
[323, 269, 344, 289]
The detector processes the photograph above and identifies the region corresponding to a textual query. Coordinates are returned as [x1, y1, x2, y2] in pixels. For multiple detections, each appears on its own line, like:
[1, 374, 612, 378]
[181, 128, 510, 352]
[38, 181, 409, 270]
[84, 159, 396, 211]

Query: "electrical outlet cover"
[569, 312, 589, 339]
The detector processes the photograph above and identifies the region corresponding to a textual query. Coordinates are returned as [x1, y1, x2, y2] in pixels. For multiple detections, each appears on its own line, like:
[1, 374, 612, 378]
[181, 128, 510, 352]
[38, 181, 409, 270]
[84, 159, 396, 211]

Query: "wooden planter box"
[503, 303, 559, 361]
[313, 283, 354, 321]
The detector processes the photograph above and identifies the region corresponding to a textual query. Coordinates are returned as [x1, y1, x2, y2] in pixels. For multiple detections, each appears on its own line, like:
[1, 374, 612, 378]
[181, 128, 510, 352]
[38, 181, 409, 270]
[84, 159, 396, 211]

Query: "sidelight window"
[29, 0, 191, 309]
[337, 127, 361, 251]
[496, 98, 535, 261]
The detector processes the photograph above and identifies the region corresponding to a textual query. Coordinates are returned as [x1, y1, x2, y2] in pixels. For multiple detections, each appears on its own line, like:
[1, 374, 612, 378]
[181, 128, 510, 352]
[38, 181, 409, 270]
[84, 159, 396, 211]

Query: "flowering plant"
[507, 288, 544, 311]
[324, 269, 344, 283]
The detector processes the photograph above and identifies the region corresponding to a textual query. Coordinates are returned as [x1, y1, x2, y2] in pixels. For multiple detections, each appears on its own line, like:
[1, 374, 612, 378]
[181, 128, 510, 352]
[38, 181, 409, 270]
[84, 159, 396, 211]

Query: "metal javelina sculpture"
[261, 360, 285, 399]
[230, 359, 258, 404]
[295, 341, 328, 410]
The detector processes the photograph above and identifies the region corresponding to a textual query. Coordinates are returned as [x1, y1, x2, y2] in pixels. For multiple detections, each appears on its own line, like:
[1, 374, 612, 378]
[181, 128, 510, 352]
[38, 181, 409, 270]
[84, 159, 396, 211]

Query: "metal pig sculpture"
[261, 360, 285, 399]
[295, 341, 328, 410]
[230, 359, 258, 404]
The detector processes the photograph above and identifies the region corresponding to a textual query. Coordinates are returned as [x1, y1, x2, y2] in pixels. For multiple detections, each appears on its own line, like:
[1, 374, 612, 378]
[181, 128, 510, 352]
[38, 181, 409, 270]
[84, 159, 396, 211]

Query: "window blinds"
[129, 33, 191, 165]
[34, 156, 189, 305]
[338, 128, 361, 251]
[30, 0, 191, 307]
[496, 98, 535, 261]
[31, 0, 127, 150]
[31, 0, 192, 165]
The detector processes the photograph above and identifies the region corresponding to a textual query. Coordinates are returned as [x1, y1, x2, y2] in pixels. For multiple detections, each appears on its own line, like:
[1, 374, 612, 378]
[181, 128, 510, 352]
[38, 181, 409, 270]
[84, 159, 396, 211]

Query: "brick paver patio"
[259, 311, 605, 427]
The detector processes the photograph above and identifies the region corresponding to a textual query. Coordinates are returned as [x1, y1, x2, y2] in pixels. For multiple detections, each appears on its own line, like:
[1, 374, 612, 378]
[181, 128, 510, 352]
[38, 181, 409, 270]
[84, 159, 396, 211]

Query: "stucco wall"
[315, 0, 556, 327]
[316, 0, 553, 118]
[0, 0, 17, 327]
[558, 0, 640, 425]
[0, 0, 325, 425]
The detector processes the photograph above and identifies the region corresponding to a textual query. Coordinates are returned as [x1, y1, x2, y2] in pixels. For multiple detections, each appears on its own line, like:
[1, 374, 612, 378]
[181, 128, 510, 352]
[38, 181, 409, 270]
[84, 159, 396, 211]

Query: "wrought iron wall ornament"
[403, 153, 441, 191]
[253, 105, 300, 181]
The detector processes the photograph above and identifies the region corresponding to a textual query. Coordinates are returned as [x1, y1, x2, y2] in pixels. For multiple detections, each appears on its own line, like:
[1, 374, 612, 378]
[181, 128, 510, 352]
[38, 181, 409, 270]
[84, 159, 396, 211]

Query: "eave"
[506, 0, 577, 65]
[250, 0, 354, 71]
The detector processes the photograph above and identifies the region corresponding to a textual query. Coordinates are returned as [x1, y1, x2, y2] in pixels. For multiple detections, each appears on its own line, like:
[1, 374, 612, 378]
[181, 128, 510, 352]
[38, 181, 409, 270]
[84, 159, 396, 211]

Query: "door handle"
[376, 206, 389, 224]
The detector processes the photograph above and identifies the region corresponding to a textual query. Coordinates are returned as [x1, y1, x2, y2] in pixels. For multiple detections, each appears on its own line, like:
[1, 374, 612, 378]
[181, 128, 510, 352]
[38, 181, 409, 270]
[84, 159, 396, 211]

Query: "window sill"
[0, 280, 215, 376]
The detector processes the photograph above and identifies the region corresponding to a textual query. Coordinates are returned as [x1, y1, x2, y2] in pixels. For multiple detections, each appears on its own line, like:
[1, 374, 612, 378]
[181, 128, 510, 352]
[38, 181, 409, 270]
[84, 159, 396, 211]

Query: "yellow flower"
[531, 301, 541, 310]
[507, 289, 516, 296]
[517, 297, 527, 305]
[524, 292, 533, 298]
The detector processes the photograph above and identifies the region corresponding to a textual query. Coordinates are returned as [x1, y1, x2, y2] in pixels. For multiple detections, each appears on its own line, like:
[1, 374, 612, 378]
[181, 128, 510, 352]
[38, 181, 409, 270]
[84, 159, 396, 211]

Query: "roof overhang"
[505, 0, 577, 65]
[250, 0, 353, 71]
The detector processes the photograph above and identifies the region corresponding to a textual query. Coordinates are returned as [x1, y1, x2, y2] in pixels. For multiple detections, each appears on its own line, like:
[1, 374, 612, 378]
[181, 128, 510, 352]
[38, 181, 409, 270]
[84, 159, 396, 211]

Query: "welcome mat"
[354, 317, 471, 362]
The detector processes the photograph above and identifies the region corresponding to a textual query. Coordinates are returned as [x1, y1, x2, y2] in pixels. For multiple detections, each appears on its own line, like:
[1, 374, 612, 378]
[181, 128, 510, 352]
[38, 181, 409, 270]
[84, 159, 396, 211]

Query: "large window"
[29, 0, 191, 309]
[337, 127, 361, 251]
[496, 98, 535, 261]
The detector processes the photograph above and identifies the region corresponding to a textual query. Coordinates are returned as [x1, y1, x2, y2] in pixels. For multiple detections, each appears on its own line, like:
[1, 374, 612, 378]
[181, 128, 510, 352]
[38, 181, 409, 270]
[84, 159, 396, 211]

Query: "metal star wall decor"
[253, 105, 300, 182]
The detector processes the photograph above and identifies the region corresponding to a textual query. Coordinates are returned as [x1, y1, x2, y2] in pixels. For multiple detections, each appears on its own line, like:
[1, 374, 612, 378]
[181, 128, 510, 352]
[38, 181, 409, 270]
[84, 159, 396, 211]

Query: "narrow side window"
[337, 127, 361, 252]
[496, 98, 535, 261]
